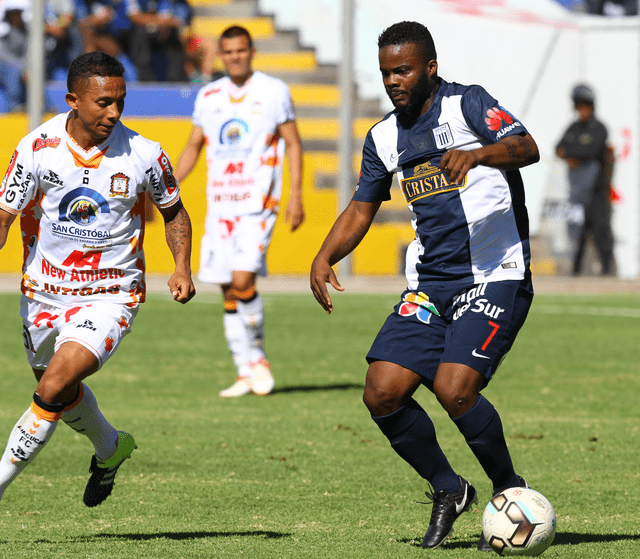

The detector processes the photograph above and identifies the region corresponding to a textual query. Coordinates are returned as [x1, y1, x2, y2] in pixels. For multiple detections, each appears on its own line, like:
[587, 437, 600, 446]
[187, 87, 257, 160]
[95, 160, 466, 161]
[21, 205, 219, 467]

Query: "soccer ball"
[482, 487, 556, 556]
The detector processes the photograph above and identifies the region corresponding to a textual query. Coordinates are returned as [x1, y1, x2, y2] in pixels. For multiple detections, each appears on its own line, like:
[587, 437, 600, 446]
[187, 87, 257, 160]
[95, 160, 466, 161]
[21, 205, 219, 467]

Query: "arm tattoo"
[501, 134, 538, 168]
[165, 207, 192, 263]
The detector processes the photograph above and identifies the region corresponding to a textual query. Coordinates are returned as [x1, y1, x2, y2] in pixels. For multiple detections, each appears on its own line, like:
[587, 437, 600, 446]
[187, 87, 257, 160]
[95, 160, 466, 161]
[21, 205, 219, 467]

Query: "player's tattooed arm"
[497, 133, 540, 169]
[441, 133, 539, 184]
[159, 199, 196, 303]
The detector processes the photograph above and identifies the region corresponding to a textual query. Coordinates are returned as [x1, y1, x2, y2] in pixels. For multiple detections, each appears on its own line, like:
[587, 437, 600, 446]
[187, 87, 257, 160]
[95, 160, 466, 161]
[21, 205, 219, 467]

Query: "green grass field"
[0, 287, 638, 558]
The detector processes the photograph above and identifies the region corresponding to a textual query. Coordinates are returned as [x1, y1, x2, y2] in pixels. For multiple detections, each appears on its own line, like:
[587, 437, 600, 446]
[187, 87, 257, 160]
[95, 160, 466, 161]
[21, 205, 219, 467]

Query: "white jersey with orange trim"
[192, 71, 295, 216]
[0, 112, 180, 305]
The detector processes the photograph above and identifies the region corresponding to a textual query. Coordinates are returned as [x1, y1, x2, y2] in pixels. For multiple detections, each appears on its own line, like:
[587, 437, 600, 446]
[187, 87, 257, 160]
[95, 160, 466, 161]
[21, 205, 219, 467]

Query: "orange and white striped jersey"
[0, 112, 180, 306]
[192, 71, 295, 216]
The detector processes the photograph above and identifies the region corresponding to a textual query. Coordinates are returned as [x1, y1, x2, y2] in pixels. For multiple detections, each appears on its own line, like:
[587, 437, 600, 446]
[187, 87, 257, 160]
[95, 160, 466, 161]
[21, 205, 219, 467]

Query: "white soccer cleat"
[219, 376, 253, 397]
[250, 359, 274, 395]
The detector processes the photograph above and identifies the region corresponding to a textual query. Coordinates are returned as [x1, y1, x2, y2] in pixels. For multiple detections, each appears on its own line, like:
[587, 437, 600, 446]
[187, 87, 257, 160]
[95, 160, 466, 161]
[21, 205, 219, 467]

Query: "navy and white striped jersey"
[353, 79, 531, 290]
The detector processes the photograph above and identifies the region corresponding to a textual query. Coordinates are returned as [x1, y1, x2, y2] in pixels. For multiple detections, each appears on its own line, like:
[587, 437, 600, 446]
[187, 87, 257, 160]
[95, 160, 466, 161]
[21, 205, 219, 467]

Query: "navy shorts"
[366, 277, 533, 385]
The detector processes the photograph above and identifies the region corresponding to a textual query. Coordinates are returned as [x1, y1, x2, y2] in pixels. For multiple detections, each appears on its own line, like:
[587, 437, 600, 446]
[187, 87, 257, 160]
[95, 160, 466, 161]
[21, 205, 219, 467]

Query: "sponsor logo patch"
[219, 118, 249, 145]
[32, 135, 61, 151]
[0, 150, 18, 196]
[400, 160, 466, 205]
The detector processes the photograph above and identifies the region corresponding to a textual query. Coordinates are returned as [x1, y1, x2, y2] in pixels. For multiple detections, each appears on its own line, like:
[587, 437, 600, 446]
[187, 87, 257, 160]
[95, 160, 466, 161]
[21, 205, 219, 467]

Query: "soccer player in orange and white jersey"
[175, 25, 304, 398]
[0, 51, 196, 507]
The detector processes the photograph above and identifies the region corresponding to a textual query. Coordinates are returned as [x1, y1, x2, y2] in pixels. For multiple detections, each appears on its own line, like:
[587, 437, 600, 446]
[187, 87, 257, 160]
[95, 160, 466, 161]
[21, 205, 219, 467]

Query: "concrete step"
[192, 16, 275, 40]
[254, 32, 305, 53]
[193, 0, 258, 18]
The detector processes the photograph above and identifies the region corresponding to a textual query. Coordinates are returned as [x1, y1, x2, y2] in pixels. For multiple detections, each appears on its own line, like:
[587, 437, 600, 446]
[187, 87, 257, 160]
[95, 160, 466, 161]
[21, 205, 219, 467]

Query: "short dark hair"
[378, 21, 437, 63]
[67, 52, 124, 94]
[220, 25, 253, 48]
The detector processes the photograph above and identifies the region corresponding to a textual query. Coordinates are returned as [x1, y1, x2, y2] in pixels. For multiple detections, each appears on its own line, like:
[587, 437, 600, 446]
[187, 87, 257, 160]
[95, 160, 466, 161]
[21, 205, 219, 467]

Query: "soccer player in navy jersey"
[311, 21, 540, 550]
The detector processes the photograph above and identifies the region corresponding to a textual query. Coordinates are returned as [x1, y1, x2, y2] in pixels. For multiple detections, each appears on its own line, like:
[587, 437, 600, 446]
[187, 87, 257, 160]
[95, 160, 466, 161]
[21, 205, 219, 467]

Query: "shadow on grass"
[271, 383, 364, 394]
[30, 530, 292, 543]
[402, 531, 640, 549]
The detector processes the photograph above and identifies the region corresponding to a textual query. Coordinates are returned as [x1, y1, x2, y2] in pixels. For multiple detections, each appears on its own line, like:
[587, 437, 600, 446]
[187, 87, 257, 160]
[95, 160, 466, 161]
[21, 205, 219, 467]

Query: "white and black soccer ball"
[482, 487, 556, 556]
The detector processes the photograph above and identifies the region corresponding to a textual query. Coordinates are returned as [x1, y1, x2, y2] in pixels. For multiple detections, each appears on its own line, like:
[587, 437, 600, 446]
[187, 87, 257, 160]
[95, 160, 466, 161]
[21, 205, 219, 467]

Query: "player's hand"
[168, 272, 196, 304]
[310, 257, 344, 314]
[440, 149, 479, 185]
[285, 199, 305, 232]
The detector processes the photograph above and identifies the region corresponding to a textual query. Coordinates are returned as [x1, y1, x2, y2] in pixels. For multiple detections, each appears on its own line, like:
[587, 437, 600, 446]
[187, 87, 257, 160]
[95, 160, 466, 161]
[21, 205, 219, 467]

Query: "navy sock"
[452, 394, 520, 494]
[372, 398, 461, 493]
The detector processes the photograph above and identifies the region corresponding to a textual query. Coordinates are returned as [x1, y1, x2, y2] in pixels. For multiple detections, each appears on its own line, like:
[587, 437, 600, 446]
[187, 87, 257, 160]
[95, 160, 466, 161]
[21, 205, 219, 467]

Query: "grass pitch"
[0, 286, 638, 558]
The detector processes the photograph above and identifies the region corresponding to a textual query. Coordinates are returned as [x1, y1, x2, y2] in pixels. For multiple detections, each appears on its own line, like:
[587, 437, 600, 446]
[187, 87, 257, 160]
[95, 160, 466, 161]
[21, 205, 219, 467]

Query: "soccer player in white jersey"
[311, 22, 540, 550]
[0, 51, 196, 507]
[175, 25, 304, 398]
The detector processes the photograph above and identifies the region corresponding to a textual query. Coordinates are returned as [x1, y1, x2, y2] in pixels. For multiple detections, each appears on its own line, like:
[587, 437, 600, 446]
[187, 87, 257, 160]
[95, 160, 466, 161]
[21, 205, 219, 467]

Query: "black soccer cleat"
[477, 531, 493, 552]
[83, 431, 137, 507]
[478, 476, 530, 551]
[421, 476, 478, 549]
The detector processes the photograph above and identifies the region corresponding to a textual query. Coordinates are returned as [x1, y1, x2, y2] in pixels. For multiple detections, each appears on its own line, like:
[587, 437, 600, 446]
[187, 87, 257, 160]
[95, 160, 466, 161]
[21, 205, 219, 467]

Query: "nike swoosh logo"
[455, 484, 468, 514]
[472, 349, 491, 360]
[390, 149, 406, 163]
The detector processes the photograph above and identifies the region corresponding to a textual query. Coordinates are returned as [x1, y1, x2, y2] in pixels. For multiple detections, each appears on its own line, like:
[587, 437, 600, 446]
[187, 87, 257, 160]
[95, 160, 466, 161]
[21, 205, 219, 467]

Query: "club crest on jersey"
[219, 119, 249, 145]
[58, 187, 110, 225]
[433, 123, 454, 150]
[400, 160, 466, 205]
[110, 172, 130, 197]
[32, 135, 61, 152]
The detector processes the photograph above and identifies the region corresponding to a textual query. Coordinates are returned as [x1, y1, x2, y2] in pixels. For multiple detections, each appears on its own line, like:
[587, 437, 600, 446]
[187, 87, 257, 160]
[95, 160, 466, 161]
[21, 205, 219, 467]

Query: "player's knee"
[363, 382, 404, 416]
[434, 385, 476, 417]
[36, 373, 79, 405]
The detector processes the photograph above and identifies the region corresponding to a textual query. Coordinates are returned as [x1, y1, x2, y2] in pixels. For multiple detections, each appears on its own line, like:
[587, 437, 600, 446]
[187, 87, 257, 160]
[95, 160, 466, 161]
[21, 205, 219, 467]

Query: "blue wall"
[45, 82, 200, 117]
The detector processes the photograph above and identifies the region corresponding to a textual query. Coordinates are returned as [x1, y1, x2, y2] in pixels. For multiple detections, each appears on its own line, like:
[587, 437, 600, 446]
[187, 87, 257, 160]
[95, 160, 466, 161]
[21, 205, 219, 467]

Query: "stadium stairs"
[0, 0, 557, 276]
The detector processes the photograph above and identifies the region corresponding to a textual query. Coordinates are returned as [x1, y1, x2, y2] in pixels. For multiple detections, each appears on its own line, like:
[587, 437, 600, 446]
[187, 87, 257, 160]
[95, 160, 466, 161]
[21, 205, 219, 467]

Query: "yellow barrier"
[192, 17, 275, 40]
[0, 115, 413, 278]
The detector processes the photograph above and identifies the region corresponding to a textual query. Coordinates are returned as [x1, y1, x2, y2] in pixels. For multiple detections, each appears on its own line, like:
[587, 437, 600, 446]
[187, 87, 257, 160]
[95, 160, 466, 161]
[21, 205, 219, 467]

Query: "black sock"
[452, 394, 520, 494]
[372, 398, 461, 493]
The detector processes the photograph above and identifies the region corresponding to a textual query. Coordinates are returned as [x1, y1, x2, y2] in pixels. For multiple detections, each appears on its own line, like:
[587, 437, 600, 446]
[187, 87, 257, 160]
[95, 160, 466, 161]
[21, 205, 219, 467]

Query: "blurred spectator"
[586, 0, 638, 14]
[45, 0, 83, 81]
[173, 0, 219, 84]
[0, 0, 28, 112]
[555, 84, 616, 276]
[129, 0, 186, 82]
[76, 0, 141, 81]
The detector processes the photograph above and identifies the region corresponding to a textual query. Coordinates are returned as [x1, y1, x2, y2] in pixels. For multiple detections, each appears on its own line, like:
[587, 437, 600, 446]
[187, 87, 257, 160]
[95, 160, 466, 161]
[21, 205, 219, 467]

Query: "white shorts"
[198, 209, 277, 284]
[20, 297, 138, 370]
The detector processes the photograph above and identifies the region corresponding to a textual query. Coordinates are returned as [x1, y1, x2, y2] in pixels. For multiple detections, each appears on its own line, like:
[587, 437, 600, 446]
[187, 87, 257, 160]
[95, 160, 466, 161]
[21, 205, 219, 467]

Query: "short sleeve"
[0, 141, 38, 215]
[352, 130, 393, 203]
[144, 145, 180, 208]
[461, 85, 529, 143]
[275, 81, 295, 125]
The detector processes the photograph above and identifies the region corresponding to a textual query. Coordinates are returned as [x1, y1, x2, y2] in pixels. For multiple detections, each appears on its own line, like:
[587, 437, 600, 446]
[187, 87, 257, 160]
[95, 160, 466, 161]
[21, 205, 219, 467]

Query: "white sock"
[223, 311, 252, 377]
[61, 383, 118, 461]
[237, 293, 266, 363]
[0, 405, 59, 499]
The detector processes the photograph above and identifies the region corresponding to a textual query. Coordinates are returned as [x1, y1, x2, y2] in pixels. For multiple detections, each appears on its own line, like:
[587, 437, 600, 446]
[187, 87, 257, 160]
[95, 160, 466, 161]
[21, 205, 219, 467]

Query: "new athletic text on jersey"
[353, 79, 531, 289]
[192, 71, 295, 216]
[0, 112, 180, 305]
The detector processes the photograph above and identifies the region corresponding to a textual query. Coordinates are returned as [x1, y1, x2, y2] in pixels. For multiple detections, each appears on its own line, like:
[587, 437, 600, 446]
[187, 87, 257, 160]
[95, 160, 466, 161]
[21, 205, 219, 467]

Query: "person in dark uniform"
[311, 21, 540, 551]
[556, 84, 615, 276]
